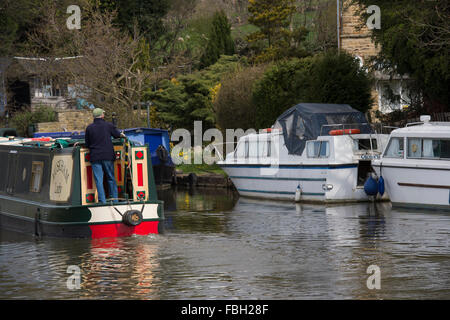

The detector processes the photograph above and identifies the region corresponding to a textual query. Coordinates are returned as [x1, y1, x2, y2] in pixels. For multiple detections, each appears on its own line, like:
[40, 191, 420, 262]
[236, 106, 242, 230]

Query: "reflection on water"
[0, 187, 449, 299]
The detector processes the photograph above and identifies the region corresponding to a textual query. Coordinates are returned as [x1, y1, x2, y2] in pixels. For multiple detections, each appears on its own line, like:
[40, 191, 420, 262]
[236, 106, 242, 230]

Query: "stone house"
[339, 0, 414, 115]
[2, 56, 94, 132]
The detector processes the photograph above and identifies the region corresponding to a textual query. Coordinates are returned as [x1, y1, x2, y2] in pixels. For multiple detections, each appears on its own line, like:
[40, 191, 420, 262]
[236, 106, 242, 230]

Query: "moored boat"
[34, 127, 175, 186]
[0, 136, 164, 238]
[217, 103, 390, 202]
[372, 115, 450, 209]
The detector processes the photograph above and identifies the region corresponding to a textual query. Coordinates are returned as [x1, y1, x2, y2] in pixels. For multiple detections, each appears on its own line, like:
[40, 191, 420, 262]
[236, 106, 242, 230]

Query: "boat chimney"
[420, 115, 431, 124]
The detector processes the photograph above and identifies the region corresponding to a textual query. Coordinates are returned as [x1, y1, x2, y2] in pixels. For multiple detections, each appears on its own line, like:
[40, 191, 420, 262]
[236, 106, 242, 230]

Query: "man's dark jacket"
[85, 118, 121, 162]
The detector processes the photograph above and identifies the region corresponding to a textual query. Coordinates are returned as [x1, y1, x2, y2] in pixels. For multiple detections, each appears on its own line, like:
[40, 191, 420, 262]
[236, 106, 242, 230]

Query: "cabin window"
[267, 140, 271, 157]
[407, 138, 422, 158]
[384, 137, 404, 158]
[245, 140, 249, 158]
[307, 141, 329, 158]
[406, 138, 450, 159]
[258, 140, 266, 158]
[439, 140, 450, 158]
[235, 141, 245, 158]
[353, 139, 378, 151]
[30, 161, 44, 193]
[248, 141, 258, 158]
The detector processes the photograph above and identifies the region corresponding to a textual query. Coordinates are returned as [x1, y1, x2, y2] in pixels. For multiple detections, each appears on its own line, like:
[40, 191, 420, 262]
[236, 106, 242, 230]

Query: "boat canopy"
[273, 103, 372, 155]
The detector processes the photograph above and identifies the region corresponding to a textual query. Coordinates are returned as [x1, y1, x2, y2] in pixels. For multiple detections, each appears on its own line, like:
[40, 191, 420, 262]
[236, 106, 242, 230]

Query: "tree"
[0, 0, 46, 56]
[199, 10, 235, 69]
[147, 55, 243, 131]
[253, 50, 373, 128]
[252, 57, 313, 128]
[351, 0, 450, 112]
[246, 0, 308, 62]
[304, 50, 373, 113]
[214, 64, 266, 131]
[25, 1, 156, 128]
[98, 0, 170, 44]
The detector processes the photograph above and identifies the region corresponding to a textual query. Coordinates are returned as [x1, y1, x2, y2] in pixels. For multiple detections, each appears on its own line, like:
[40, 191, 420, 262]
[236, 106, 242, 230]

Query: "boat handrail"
[406, 121, 425, 127]
[406, 121, 450, 127]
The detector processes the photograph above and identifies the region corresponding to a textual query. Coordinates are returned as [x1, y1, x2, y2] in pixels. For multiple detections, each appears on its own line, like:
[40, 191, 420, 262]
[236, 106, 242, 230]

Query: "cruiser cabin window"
[407, 138, 450, 159]
[306, 141, 329, 158]
[235, 141, 245, 158]
[384, 137, 404, 158]
[353, 139, 378, 151]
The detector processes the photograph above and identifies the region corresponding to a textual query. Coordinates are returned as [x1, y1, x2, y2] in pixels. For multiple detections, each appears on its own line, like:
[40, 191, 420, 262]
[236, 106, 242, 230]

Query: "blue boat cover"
[273, 103, 372, 155]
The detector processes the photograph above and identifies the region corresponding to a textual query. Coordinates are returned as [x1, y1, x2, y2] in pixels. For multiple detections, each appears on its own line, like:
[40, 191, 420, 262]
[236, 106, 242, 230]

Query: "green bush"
[252, 57, 314, 128]
[214, 64, 267, 131]
[10, 105, 57, 137]
[252, 50, 374, 128]
[147, 55, 243, 131]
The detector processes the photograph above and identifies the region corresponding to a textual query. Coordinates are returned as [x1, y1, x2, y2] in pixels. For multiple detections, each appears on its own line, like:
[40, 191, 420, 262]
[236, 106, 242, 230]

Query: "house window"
[30, 161, 44, 193]
[34, 78, 62, 98]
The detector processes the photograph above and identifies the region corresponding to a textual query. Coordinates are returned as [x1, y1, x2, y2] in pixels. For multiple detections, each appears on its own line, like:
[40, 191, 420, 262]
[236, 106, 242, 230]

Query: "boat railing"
[320, 123, 397, 136]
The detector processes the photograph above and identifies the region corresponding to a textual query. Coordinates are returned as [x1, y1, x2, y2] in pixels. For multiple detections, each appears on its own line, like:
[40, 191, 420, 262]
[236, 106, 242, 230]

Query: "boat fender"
[156, 145, 169, 163]
[295, 185, 301, 202]
[378, 176, 385, 196]
[364, 175, 378, 196]
[122, 210, 143, 226]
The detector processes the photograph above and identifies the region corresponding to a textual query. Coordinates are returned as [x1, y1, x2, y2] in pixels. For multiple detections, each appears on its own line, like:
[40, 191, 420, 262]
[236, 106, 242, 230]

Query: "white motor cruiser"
[372, 115, 450, 209]
[217, 103, 389, 202]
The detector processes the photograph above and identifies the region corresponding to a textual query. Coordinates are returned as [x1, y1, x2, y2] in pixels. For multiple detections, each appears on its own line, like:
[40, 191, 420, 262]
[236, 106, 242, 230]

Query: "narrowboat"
[34, 127, 175, 186]
[0, 136, 164, 238]
[217, 103, 390, 202]
[372, 115, 450, 209]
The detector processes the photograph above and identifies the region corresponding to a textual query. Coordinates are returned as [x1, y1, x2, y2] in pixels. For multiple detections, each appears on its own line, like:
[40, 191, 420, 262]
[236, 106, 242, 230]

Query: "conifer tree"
[199, 10, 235, 69]
[246, 0, 297, 62]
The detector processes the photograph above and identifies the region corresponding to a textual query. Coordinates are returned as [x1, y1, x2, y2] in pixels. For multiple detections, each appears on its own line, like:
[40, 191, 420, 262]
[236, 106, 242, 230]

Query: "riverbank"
[173, 163, 233, 188]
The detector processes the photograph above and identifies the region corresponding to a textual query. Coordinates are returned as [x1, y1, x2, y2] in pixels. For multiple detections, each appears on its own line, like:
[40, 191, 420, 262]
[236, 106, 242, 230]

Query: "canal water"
[0, 187, 449, 299]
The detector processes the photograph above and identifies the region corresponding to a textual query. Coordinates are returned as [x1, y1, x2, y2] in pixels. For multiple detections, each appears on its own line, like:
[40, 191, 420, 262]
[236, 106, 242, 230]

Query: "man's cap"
[93, 108, 105, 117]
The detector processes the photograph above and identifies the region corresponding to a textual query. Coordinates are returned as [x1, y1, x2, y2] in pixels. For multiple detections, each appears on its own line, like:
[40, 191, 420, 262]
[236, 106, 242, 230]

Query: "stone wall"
[340, 1, 381, 116]
[340, 1, 380, 61]
[36, 110, 93, 132]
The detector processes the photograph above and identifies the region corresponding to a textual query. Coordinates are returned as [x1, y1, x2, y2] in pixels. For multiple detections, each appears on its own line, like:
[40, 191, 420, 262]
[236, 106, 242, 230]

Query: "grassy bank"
[176, 163, 227, 177]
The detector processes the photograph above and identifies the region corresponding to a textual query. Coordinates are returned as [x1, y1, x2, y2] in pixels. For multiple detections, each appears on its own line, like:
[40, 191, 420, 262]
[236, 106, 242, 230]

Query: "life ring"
[31, 137, 52, 142]
[156, 145, 169, 163]
[329, 129, 360, 135]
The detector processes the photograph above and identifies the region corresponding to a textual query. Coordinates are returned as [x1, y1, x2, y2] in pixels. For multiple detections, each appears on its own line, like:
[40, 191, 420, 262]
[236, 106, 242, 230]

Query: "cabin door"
[6, 152, 18, 194]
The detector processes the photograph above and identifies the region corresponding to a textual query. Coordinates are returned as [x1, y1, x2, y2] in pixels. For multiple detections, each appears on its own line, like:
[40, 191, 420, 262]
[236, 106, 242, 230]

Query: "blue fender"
[378, 176, 385, 196]
[364, 175, 378, 196]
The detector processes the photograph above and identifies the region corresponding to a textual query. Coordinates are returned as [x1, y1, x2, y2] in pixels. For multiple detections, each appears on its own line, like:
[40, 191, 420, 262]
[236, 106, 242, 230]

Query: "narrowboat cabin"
[0, 136, 164, 238]
[34, 127, 175, 186]
[217, 103, 390, 202]
[372, 115, 450, 209]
